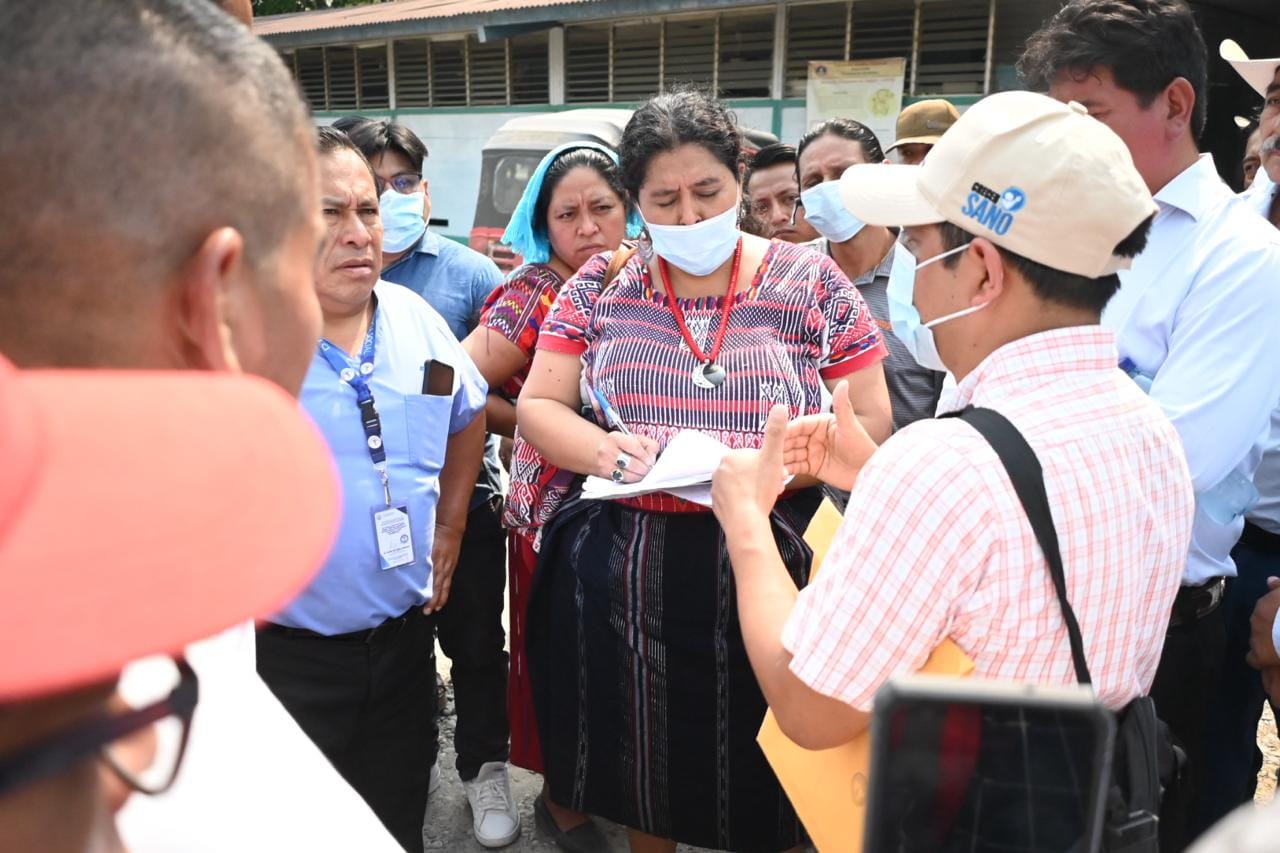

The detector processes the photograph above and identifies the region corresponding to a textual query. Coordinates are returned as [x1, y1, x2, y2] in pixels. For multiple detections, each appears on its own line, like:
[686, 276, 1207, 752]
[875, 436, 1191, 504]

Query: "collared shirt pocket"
[403, 393, 452, 473]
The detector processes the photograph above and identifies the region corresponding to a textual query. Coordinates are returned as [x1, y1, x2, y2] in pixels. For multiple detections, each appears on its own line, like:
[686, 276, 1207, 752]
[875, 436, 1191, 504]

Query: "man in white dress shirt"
[1208, 39, 1280, 831]
[1019, 3, 1280, 848]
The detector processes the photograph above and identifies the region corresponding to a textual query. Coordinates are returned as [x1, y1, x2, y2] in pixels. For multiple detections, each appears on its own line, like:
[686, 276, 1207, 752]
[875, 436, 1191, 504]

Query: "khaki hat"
[839, 90, 1157, 279]
[1221, 39, 1280, 99]
[887, 99, 961, 151]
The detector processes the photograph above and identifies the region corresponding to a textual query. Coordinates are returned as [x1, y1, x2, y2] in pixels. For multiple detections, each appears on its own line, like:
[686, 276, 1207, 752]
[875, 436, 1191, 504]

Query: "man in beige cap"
[710, 90, 1192, 763]
[886, 98, 960, 165]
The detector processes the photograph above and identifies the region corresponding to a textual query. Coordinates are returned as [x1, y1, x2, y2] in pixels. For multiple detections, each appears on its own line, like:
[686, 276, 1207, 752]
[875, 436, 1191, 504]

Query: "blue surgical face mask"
[885, 239, 984, 372]
[799, 181, 865, 244]
[643, 202, 741, 277]
[379, 188, 427, 254]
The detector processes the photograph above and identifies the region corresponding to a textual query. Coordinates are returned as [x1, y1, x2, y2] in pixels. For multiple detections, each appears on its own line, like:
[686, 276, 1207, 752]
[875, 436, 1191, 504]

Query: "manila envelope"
[757, 498, 975, 853]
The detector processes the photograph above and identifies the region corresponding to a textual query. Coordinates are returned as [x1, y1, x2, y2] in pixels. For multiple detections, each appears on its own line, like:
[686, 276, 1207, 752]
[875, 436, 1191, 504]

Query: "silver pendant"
[691, 361, 727, 389]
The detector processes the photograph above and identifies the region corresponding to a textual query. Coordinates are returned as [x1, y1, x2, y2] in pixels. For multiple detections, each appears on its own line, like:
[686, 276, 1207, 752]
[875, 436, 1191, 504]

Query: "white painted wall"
[319, 104, 807, 243]
[780, 105, 808, 148]
[730, 105, 775, 137]
[320, 110, 532, 242]
[399, 112, 526, 241]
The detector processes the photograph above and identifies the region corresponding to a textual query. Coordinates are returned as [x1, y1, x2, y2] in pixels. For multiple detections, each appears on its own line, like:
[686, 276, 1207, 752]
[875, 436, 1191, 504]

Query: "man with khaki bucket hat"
[886, 98, 961, 165]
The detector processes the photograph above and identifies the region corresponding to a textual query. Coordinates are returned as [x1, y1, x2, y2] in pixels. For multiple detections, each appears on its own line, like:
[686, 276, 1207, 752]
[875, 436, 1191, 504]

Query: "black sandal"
[533, 795, 611, 853]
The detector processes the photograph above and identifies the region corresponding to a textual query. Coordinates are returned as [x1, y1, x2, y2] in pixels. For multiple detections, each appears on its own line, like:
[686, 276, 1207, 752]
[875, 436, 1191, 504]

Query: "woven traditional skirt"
[527, 491, 819, 852]
[507, 528, 543, 772]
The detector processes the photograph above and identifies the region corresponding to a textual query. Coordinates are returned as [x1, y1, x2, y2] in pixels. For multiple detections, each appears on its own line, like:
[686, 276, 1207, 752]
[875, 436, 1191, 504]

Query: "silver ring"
[610, 468, 625, 483]
[615, 453, 630, 470]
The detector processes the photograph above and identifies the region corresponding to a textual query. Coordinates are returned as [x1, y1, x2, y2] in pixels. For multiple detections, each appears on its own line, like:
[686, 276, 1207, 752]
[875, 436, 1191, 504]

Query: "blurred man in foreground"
[0, 0, 401, 848]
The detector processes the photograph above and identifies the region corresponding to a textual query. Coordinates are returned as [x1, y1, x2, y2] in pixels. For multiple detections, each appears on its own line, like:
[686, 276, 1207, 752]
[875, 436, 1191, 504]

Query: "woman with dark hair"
[518, 90, 891, 853]
[796, 118, 946, 436]
[461, 142, 638, 852]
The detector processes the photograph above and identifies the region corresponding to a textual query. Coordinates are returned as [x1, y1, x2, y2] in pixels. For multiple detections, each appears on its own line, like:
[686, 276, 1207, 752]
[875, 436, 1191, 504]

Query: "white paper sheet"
[581, 430, 731, 506]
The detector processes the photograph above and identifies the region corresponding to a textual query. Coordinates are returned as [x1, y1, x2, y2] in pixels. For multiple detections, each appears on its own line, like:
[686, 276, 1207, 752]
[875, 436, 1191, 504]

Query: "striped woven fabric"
[537, 239, 886, 452]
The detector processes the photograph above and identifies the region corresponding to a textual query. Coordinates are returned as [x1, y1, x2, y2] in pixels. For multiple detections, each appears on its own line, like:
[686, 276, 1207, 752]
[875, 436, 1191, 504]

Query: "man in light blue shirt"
[274, 276, 485, 634]
[345, 119, 520, 849]
[1021, 5, 1280, 847]
[257, 128, 486, 853]
[384, 226, 503, 340]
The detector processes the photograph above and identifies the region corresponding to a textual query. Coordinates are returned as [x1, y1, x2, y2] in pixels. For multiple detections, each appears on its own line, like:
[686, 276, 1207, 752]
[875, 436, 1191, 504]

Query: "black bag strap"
[938, 406, 1093, 686]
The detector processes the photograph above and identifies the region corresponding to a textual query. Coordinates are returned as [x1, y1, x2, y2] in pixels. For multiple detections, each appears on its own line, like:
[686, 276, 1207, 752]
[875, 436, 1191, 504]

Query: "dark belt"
[1240, 521, 1280, 556]
[1168, 577, 1225, 628]
[261, 605, 420, 644]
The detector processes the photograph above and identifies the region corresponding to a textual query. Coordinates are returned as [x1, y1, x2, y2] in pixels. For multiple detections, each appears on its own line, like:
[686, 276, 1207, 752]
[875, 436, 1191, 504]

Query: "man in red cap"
[0, 0, 401, 849]
[0, 356, 341, 852]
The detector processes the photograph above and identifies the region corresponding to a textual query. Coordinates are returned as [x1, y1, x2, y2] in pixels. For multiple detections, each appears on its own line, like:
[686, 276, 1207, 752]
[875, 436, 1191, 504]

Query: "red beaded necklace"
[657, 238, 743, 389]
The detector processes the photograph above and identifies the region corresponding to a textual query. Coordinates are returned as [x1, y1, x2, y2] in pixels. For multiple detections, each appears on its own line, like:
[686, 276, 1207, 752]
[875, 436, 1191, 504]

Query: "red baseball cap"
[0, 354, 340, 702]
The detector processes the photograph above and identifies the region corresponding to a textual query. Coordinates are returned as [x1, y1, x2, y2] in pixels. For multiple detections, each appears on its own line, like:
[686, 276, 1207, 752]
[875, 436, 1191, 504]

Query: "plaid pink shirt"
[782, 327, 1194, 711]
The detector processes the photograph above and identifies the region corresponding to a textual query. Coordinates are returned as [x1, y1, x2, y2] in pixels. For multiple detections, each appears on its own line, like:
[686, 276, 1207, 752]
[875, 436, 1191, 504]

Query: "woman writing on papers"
[517, 89, 891, 853]
[461, 142, 639, 847]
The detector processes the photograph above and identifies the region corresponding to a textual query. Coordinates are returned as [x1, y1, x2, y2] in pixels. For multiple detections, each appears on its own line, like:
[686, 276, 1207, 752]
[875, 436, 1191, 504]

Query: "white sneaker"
[428, 762, 441, 796]
[462, 761, 520, 848]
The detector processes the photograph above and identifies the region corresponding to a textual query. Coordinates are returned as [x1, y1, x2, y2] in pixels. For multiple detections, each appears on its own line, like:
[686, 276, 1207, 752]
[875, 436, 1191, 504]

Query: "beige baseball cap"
[1221, 39, 1279, 99]
[887, 99, 961, 151]
[839, 90, 1157, 279]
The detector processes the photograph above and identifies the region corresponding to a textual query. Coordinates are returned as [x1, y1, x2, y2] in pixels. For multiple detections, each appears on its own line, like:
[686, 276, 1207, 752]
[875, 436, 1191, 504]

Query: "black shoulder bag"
[939, 406, 1176, 853]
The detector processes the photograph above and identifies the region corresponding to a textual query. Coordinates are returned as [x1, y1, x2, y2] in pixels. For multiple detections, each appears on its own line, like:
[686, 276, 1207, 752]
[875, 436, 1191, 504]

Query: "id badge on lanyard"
[319, 311, 415, 571]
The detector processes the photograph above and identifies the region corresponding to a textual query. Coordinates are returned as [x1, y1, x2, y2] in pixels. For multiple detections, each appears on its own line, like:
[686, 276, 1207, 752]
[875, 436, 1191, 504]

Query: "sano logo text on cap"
[961, 183, 1027, 236]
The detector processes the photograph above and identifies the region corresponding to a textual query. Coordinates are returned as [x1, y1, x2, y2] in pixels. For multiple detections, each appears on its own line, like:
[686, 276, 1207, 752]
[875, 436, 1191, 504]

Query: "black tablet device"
[863, 676, 1115, 853]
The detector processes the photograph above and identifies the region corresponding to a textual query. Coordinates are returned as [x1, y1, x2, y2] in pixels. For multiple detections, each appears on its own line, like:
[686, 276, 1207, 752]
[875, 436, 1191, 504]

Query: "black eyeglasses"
[0, 658, 198, 798]
[375, 172, 423, 195]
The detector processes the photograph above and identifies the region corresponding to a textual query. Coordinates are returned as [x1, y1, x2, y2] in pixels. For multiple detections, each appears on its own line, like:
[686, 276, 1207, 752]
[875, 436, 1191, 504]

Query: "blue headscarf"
[500, 141, 643, 264]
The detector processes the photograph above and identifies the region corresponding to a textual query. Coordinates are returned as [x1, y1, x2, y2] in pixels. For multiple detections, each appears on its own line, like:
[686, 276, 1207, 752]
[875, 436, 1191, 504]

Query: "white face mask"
[799, 180, 865, 243]
[885, 240, 986, 372]
[379, 189, 426, 254]
[643, 203, 741, 277]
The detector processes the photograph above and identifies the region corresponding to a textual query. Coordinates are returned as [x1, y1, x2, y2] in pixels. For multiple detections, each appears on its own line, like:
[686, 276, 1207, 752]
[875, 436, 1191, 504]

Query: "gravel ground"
[423, 675, 1280, 851]
[423, 680, 722, 853]
[1256, 706, 1278, 804]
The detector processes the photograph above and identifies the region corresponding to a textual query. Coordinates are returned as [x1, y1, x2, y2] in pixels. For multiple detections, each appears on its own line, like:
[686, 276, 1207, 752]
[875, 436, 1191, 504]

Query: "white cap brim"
[839, 163, 945, 227]
[1221, 39, 1279, 99]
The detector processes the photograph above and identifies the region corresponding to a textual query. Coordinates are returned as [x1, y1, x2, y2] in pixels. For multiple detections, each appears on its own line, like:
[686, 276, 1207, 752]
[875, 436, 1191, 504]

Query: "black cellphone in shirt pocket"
[423, 359, 454, 396]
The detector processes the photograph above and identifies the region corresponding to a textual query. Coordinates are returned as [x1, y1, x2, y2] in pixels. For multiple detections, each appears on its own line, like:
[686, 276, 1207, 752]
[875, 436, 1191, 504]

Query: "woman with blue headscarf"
[462, 141, 638, 852]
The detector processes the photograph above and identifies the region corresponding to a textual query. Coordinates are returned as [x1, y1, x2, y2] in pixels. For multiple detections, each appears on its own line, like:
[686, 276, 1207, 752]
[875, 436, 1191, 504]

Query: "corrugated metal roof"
[253, 0, 596, 38]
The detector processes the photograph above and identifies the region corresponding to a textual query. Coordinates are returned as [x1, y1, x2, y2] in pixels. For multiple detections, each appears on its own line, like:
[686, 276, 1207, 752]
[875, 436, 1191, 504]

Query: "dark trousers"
[427, 498, 509, 781]
[1149, 590, 1227, 852]
[257, 607, 435, 853]
[1200, 541, 1280, 831]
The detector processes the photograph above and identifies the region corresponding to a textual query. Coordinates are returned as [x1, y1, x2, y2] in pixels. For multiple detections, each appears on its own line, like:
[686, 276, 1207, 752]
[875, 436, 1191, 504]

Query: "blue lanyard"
[318, 308, 392, 504]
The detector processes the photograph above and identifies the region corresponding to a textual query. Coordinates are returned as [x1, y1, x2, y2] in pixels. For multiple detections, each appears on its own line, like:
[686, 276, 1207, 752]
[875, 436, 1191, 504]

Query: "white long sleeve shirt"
[1105, 155, 1280, 585]
[1233, 170, 1280, 658]
[1245, 173, 1280, 540]
[117, 623, 402, 852]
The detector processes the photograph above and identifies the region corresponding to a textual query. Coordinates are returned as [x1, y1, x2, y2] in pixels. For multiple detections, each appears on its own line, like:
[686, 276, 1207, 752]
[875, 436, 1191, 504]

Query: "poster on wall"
[806, 58, 907, 150]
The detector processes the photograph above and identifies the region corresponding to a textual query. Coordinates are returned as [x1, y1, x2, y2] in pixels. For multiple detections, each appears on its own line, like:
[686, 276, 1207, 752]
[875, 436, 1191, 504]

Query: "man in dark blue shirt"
[345, 119, 516, 849]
